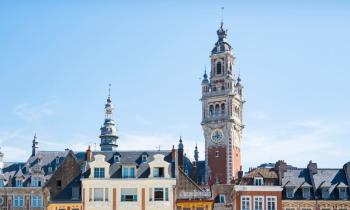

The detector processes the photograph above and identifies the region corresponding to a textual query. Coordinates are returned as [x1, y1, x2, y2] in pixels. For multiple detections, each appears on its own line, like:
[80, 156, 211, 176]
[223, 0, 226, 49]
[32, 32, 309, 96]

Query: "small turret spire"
[194, 144, 199, 162]
[100, 84, 118, 151]
[31, 133, 39, 156]
[178, 136, 184, 150]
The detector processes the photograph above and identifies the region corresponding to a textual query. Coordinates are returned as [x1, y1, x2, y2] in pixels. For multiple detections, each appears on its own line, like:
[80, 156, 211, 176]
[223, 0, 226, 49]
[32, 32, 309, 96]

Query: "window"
[94, 167, 105, 178]
[254, 177, 263, 186]
[57, 180, 62, 189]
[209, 105, 214, 116]
[123, 166, 135, 178]
[286, 188, 294, 198]
[32, 177, 42, 187]
[0, 180, 4, 187]
[219, 194, 226, 203]
[266, 196, 277, 210]
[32, 195, 42, 207]
[121, 188, 138, 202]
[241, 196, 251, 210]
[215, 104, 220, 115]
[142, 155, 148, 162]
[94, 188, 104, 201]
[165, 188, 169, 201]
[153, 167, 164, 177]
[321, 187, 330, 199]
[48, 166, 52, 173]
[216, 62, 222, 74]
[154, 188, 165, 201]
[149, 188, 153, 201]
[16, 179, 23, 187]
[114, 155, 120, 163]
[55, 157, 60, 164]
[72, 187, 80, 200]
[254, 196, 264, 210]
[13, 195, 24, 207]
[221, 103, 225, 114]
[216, 151, 219, 157]
[339, 187, 347, 199]
[302, 187, 310, 199]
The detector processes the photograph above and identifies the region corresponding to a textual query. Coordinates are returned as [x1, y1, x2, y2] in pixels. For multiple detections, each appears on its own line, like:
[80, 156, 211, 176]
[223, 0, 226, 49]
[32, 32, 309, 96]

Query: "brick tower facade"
[201, 21, 244, 185]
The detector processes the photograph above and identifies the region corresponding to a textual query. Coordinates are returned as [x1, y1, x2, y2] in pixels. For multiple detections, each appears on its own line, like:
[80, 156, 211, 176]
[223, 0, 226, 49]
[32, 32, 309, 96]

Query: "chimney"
[191, 161, 198, 183]
[275, 160, 287, 185]
[171, 145, 176, 162]
[177, 137, 184, 169]
[85, 145, 93, 162]
[307, 160, 318, 174]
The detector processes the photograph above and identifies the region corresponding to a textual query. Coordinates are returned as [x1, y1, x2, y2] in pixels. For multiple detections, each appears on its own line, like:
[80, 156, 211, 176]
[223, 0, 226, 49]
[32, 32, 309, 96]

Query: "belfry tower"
[100, 85, 118, 151]
[201, 21, 244, 185]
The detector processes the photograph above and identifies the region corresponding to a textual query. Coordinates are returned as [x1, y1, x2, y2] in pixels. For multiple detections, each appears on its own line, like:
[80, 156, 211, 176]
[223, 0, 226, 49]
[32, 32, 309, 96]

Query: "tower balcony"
[202, 89, 234, 98]
[202, 113, 231, 123]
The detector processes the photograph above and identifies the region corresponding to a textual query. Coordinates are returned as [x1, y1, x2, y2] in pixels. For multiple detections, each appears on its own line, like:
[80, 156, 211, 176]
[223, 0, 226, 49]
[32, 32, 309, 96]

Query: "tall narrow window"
[254, 196, 263, 210]
[241, 196, 251, 210]
[221, 103, 225, 114]
[267, 196, 276, 210]
[94, 168, 105, 178]
[216, 62, 222, 74]
[209, 105, 214, 116]
[219, 194, 226, 203]
[215, 104, 220, 115]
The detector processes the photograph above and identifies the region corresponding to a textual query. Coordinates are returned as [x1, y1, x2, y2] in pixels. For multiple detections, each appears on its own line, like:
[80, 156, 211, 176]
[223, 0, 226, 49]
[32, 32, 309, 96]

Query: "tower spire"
[221, 6, 224, 26]
[100, 84, 118, 151]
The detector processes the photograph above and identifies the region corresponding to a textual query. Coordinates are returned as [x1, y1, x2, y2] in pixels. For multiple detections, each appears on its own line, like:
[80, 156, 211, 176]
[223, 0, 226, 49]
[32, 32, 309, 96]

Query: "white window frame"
[254, 196, 264, 210]
[219, 194, 226, 203]
[16, 179, 23, 187]
[13, 195, 24, 207]
[31, 195, 42, 207]
[302, 187, 310, 199]
[241, 196, 251, 210]
[254, 177, 264, 186]
[266, 196, 277, 210]
[286, 187, 294, 199]
[122, 166, 136, 178]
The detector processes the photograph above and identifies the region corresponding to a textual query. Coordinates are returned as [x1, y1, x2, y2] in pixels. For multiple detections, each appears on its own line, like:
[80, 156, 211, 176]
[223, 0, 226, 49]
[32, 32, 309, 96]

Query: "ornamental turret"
[100, 85, 118, 151]
[32, 134, 39, 157]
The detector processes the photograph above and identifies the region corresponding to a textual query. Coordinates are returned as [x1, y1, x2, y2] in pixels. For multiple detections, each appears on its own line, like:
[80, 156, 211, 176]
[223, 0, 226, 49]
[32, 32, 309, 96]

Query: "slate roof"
[282, 167, 349, 200]
[75, 150, 176, 178]
[1, 150, 69, 187]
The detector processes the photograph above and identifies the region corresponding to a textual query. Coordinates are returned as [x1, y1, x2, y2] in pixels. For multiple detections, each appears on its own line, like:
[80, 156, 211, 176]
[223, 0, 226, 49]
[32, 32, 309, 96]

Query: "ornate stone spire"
[212, 21, 232, 54]
[194, 144, 199, 162]
[100, 84, 118, 151]
[32, 133, 39, 157]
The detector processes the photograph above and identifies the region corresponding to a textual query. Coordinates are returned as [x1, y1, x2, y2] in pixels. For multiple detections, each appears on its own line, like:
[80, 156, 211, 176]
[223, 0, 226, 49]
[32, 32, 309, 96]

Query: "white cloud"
[13, 99, 57, 122]
[242, 120, 350, 170]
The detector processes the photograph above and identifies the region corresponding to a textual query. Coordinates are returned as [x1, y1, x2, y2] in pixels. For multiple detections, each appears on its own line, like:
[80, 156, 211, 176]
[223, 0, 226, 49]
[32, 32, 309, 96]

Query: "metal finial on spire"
[108, 83, 111, 97]
[221, 6, 224, 26]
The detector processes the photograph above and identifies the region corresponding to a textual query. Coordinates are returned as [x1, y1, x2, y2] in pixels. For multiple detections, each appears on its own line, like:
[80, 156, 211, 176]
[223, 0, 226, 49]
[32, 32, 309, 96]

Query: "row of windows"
[208, 104, 241, 117]
[93, 166, 165, 178]
[13, 195, 42, 208]
[88, 187, 169, 202]
[286, 187, 348, 199]
[114, 154, 148, 163]
[241, 196, 277, 210]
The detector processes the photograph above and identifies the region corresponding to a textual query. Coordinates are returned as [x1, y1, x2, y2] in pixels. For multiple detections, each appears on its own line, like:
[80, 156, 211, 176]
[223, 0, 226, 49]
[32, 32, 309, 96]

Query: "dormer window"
[302, 187, 310, 199]
[16, 179, 23, 187]
[153, 167, 164, 178]
[142, 155, 148, 162]
[48, 167, 52, 173]
[321, 187, 330, 199]
[114, 155, 120, 163]
[0, 179, 4, 187]
[286, 187, 294, 199]
[94, 167, 105, 178]
[219, 194, 226, 203]
[339, 187, 347, 199]
[55, 157, 59, 165]
[254, 177, 263, 186]
[122, 166, 135, 178]
[31, 177, 42, 187]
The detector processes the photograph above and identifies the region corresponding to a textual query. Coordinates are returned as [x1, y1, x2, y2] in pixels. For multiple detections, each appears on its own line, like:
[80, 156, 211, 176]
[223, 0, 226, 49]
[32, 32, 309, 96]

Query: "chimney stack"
[85, 145, 93, 162]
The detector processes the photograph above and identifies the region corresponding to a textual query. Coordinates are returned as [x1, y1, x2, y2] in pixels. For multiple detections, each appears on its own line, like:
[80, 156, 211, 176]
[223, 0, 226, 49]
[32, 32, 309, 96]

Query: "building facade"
[281, 161, 350, 210]
[201, 21, 244, 185]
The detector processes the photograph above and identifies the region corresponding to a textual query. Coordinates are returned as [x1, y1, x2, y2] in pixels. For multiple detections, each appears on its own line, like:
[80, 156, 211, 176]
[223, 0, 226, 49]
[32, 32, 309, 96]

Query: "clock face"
[211, 129, 224, 143]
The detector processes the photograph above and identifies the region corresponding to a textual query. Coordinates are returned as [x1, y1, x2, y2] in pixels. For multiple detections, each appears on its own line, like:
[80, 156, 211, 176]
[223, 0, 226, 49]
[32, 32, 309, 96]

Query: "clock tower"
[201, 21, 244, 185]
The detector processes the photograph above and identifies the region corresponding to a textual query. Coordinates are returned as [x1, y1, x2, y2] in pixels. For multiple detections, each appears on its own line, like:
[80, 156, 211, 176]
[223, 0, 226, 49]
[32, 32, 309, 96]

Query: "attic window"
[254, 177, 263, 186]
[286, 188, 294, 199]
[153, 167, 164, 178]
[55, 157, 59, 164]
[302, 187, 310, 199]
[114, 155, 120, 163]
[321, 187, 330, 199]
[339, 187, 347, 199]
[142, 155, 148, 162]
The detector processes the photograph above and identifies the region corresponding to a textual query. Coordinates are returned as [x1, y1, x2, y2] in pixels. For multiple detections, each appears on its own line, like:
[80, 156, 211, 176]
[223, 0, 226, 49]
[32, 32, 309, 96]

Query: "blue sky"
[0, 1, 349, 169]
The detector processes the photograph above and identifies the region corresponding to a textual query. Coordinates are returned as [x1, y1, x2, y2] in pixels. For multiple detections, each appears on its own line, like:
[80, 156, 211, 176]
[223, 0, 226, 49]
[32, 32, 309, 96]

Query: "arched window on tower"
[215, 104, 220, 115]
[216, 62, 222, 75]
[209, 105, 214, 116]
[221, 103, 225, 114]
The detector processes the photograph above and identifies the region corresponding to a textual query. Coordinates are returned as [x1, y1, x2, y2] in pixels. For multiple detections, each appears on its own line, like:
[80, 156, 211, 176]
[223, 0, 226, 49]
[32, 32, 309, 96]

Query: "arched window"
[213, 86, 217, 92]
[221, 103, 225, 114]
[209, 105, 214, 116]
[215, 104, 220, 115]
[221, 86, 225, 91]
[216, 62, 222, 75]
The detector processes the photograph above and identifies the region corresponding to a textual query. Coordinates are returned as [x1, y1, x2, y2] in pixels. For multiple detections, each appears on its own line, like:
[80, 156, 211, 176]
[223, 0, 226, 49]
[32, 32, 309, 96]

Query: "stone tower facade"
[201, 22, 244, 185]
